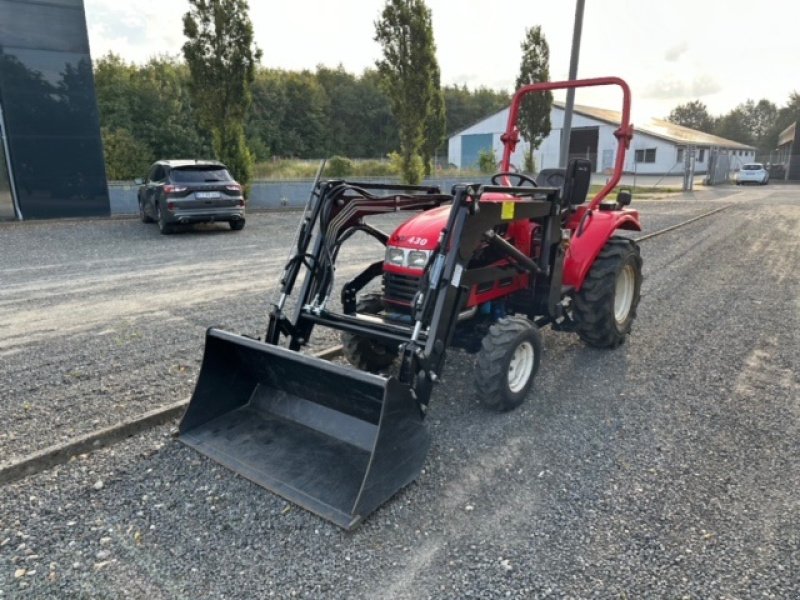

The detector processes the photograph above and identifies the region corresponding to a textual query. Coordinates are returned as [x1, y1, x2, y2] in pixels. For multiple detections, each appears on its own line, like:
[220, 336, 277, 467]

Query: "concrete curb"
[0, 345, 343, 486]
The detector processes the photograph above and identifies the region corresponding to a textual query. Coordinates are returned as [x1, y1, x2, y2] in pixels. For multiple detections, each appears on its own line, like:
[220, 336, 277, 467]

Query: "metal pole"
[0, 103, 22, 220]
[560, 0, 586, 167]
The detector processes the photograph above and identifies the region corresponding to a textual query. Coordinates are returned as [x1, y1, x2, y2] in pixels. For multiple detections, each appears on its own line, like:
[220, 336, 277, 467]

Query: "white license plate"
[196, 191, 220, 199]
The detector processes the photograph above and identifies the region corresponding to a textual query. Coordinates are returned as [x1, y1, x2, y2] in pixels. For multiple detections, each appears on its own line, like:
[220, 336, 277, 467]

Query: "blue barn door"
[461, 134, 493, 169]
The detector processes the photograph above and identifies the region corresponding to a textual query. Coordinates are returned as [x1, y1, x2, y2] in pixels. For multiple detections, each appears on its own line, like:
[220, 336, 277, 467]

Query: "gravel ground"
[0, 189, 736, 460]
[2, 185, 797, 598]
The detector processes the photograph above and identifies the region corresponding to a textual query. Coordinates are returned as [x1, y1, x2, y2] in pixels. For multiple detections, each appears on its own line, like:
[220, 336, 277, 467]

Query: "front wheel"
[572, 236, 642, 348]
[341, 294, 398, 372]
[474, 316, 542, 412]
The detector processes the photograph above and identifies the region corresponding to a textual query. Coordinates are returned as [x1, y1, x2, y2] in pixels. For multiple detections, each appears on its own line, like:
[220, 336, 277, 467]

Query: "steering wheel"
[490, 171, 538, 187]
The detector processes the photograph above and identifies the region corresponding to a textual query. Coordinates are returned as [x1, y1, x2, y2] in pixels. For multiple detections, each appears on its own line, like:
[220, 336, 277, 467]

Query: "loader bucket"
[178, 328, 430, 529]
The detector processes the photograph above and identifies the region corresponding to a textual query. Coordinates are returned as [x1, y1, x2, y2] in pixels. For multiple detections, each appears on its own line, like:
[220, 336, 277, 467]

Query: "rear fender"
[563, 208, 641, 290]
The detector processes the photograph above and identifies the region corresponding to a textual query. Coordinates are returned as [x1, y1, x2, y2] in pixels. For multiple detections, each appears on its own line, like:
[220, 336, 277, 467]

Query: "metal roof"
[553, 101, 756, 151]
[778, 122, 796, 147]
[449, 101, 757, 151]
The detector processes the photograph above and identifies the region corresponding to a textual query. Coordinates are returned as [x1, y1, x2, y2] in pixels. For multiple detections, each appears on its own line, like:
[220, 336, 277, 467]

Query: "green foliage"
[443, 85, 511, 136]
[667, 100, 715, 133]
[387, 151, 405, 175]
[515, 26, 552, 171]
[422, 65, 446, 176]
[713, 107, 754, 147]
[523, 152, 535, 174]
[252, 157, 401, 180]
[375, 0, 441, 185]
[353, 159, 397, 177]
[478, 148, 496, 173]
[212, 121, 253, 185]
[94, 53, 210, 179]
[326, 156, 354, 178]
[101, 127, 153, 180]
[182, 0, 261, 184]
[667, 98, 781, 154]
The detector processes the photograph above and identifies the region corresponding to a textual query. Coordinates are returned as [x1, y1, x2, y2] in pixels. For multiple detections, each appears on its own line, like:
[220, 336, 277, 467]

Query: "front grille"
[383, 272, 421, 307]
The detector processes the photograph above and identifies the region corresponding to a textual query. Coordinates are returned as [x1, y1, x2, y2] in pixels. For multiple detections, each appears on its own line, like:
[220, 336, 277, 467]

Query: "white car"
[736, 163, 769, 185]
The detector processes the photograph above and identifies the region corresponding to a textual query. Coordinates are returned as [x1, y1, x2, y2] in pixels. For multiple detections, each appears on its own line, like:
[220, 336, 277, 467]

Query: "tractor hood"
[387, 205, 451, 251]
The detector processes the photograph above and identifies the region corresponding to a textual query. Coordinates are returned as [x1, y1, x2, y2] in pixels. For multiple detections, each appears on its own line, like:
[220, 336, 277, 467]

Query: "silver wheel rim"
[508, 341, 534, 393]
[615, 264, 635, 324]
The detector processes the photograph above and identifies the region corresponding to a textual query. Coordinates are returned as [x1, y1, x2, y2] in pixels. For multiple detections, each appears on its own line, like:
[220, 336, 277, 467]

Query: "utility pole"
[560, 0, 586, 167]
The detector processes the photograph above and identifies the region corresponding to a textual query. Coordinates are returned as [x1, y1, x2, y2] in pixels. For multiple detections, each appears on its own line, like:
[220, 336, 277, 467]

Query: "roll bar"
[500, 76, 633, 209]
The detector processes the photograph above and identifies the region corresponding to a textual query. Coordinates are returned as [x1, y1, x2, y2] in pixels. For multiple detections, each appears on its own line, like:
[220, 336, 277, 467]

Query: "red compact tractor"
[179, 77, 643, 529]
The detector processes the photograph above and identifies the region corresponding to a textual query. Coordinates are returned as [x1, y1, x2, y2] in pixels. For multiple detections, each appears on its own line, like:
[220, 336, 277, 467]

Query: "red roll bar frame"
[500, 76, 634, 209]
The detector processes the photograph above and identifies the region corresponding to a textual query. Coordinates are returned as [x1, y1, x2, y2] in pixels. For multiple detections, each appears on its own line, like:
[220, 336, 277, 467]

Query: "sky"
[84, 0, 800, 123]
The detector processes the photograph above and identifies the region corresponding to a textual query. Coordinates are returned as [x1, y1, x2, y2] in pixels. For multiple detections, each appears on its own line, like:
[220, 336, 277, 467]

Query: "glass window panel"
[0, 1, 89, 54]
[0, 51, 98, 137]
[9, 136, 108, 218]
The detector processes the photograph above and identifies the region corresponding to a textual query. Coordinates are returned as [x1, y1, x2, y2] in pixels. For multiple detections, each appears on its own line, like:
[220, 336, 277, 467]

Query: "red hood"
[388, 205, 451, 251]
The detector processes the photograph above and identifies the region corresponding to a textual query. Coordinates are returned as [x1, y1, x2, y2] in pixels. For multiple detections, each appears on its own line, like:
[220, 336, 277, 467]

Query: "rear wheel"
[139, 199, 153, 223]
[229, 219, 246, 231]
[342, 294, 398, 372]
[156, 204, 173, 235]
[572, 236, 642, 348]
[474, 316, 542, 412]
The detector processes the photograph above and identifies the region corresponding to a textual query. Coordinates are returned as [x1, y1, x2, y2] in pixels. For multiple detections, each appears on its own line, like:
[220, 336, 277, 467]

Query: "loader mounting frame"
[266, 179, 562, 412]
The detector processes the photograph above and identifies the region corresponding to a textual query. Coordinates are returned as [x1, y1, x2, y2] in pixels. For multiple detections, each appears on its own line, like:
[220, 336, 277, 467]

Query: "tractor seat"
[535, 168, 567, 190]
[537, 159, 591, 206]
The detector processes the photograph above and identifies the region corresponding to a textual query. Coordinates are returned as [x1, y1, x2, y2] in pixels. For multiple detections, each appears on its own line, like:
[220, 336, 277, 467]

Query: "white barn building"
[448, 102, 756, 175]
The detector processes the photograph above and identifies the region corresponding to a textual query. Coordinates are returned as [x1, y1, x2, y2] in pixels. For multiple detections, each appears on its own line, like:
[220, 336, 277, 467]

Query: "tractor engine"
[381, 203, 541, 321]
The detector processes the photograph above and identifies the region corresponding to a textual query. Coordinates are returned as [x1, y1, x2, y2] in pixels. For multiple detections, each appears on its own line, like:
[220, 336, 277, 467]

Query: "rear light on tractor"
[164, 185, 187, 195]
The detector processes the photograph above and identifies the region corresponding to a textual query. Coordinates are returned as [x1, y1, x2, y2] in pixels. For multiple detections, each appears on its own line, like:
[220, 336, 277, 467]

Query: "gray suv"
[136, 160, 246, 234]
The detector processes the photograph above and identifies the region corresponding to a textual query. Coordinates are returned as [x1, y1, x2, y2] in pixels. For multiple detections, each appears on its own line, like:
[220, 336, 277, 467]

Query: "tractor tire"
[474, 316, 542, 412]
[572, 236, 642, 348]
[342, 294, 398, 372]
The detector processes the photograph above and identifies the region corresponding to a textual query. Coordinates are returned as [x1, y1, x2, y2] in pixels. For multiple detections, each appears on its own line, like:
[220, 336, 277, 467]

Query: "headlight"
[386, 247, 405, 265]
[407, 250, 430, 268]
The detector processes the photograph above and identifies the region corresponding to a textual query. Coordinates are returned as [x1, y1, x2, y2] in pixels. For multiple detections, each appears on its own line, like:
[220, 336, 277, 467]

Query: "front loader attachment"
[178, 328, 430, 529]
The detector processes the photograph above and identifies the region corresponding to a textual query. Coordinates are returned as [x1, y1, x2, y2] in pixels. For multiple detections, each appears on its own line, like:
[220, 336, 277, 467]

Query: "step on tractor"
[178, 77, 643, 529]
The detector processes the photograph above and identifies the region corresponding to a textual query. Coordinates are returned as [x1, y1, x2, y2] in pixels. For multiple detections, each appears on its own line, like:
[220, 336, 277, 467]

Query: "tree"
[422, 64, 446, 175]
[375, 0, 440, 184]
[182, 0, 261, 184]
[94, 53, 210, 178]
[667, 100, 715, 133]
[443, 84, 511, 139]
[101, 127, 153, 180]
[515, 26, 552, 174]
[713, 107, 753, 146]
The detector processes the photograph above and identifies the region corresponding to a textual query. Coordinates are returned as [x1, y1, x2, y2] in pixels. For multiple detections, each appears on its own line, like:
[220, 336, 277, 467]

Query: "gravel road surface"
[1, 185, 797, 598]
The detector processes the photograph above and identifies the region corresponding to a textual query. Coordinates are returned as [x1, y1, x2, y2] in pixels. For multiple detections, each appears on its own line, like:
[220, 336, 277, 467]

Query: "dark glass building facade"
[0, 0, 109, 219]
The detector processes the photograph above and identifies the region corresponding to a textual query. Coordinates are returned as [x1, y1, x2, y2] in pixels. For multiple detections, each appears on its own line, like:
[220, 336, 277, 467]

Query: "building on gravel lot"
[775, 122, 800, 181]
[448, 101, 757, 175]
[0, 0, 109, 221]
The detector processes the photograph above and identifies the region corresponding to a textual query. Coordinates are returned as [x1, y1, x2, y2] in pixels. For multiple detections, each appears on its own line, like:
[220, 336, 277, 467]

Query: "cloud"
[664, 41, 689, 62]
[643, 75, 722, 100]
[84, 0, 184, 63]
